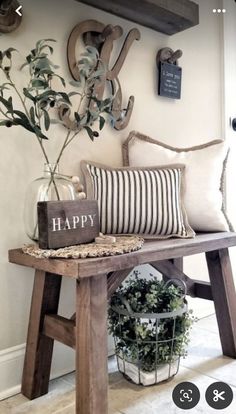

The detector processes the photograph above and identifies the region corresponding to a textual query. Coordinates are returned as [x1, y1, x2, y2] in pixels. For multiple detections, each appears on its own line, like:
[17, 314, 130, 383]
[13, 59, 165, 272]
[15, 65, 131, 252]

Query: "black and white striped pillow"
[81, 161, 195, 239]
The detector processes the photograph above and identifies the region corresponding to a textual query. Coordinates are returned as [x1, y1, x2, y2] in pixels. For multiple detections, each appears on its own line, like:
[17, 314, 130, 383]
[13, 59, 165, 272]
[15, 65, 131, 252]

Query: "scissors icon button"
[213, 389, 225, 402]
[206, 382, 233, 409]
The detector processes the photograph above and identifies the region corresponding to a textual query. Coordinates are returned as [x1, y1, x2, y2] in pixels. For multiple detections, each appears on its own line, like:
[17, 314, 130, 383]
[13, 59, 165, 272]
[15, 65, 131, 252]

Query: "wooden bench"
[8, 232, 236, 414]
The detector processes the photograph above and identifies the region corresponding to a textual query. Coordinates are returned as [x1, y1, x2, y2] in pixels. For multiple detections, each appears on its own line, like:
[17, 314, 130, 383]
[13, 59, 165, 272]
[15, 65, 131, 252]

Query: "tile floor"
[1, 298, 236, 414]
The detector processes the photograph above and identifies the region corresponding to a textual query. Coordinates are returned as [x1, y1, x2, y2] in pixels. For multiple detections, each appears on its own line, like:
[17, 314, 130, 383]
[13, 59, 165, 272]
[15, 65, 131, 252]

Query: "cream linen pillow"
[122, 131, 232, 232]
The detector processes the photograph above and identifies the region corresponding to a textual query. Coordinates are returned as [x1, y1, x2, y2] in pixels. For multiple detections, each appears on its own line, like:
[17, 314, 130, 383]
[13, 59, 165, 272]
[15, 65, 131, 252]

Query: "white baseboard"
[0, 342, 75, 401]
[0, 344, 25, 400]
[0, 337, 114, 401]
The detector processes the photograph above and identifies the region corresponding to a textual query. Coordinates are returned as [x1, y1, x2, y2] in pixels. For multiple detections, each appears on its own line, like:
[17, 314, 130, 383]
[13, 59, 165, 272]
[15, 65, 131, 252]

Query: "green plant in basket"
[108, 272, 195, 373]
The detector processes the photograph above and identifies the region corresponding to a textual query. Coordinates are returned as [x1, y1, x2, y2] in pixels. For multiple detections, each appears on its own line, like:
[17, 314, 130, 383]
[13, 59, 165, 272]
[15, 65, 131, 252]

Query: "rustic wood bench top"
[8, 232, 236, 278]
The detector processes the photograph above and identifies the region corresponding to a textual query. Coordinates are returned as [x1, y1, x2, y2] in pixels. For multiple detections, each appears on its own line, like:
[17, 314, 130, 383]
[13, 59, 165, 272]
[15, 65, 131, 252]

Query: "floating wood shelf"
[78, 0, 199, 35]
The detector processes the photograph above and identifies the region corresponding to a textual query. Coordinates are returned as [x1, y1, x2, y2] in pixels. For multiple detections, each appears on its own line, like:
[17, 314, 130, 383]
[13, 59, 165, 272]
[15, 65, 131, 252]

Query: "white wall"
[0, 0, 224, 396]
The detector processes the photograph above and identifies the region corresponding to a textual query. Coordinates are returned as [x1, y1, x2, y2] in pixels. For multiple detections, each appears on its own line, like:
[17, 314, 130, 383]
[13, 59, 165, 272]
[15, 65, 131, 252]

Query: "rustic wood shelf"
[77, 0, 199, 35]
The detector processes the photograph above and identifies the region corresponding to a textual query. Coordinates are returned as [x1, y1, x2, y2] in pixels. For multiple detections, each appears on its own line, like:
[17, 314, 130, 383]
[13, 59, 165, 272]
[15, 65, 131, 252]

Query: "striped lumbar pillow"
[81, 161, 195, 239]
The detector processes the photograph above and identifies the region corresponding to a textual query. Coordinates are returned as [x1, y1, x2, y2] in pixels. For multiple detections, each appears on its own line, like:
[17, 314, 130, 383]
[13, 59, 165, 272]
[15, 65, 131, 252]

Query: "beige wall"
[0, 0, 223, 353]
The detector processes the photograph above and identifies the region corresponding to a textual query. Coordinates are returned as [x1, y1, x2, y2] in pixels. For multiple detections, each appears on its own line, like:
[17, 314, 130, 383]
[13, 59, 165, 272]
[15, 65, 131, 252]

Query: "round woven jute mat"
[22, 236, 144, 259]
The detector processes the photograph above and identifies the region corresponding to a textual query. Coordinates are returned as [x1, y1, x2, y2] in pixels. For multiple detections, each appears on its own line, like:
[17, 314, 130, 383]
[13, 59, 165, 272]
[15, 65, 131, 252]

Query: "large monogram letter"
[63, 20, 140, 131]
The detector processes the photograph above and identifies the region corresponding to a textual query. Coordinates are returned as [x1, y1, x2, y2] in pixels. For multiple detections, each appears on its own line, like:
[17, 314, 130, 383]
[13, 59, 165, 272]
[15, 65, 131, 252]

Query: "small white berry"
[78, 192, 86, 200]
[72, 176, 80, 184]
[77, 183, 84, 193]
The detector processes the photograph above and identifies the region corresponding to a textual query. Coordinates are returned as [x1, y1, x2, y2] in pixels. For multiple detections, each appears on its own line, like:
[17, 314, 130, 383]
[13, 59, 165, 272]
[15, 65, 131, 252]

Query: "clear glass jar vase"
[24, 163, 76, 241]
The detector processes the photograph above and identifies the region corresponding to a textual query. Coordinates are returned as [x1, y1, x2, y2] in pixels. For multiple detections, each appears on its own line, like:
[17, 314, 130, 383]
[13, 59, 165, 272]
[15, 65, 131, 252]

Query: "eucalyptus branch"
[45, 129, 72, 195]
[36, 134, 50, 164]
[8, 76, 51, 166]
[76, 81, 87, 114]
[35, 93, 42, 130]
[64, 130, 81, 149]
[9, 78, 30, 118]
[56, 129, 72, 164]
[0, 41, 115, 206]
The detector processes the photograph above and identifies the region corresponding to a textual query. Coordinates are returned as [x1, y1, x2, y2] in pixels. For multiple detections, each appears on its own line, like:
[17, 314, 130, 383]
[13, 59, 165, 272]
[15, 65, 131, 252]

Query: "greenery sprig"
[0, 39, 115, 176]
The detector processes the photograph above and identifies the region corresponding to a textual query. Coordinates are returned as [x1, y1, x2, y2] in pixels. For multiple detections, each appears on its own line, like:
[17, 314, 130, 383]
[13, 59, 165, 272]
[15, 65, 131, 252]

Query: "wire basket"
[111, 279, 188, 386]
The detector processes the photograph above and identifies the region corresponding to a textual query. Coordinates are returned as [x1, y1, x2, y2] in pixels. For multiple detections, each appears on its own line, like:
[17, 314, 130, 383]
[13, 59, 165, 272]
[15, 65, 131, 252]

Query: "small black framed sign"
[158, 62, 182, 99]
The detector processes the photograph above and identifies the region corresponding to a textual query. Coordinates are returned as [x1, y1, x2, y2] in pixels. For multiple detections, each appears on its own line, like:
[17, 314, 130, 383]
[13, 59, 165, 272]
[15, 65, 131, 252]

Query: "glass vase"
[24, 163, 76, 241]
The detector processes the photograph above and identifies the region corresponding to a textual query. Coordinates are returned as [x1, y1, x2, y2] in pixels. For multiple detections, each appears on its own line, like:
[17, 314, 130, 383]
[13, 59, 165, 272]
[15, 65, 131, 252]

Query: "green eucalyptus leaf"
[103, 107, 113, 115]
[36, 90, 57, 101]
[33, 125, 48, 139]
[6, 47, 17, 53]
[69, 80, 82, 88]
[102, 98, 112, 107]
[13, 117, 35, 133]
[84, 126, 94, 141]
[31, 79, 48, 89]
[29, 107, 36, 124]
[8, 97, 13, 111]
[68, 91, 82, 98]
[38, 69, 54, 76]
[26, 55, 32, 64]
[78, 68, 88, 78]
[74, 112, 81, 123]
[3, 66, 11, 77]
[99, 116, 106, 131]
[34, 53, 48, 60]
[58, 92, 71, 105]
[78, 58, 90, 66]
[40, 45, 54, 55]
[53, 74, 66, 87]
[80, 116, 88, 126]
[43, 110, 50, 131]
[84, 46, 99, 58]
[0, 84, 10, 95]
[0, 82, 11, 88]
[33, 57, 53, 72]
[0, 96, 13, 111]
[4, 48, 18, 59]
[90, 96, 102, 110]
[13, 111, 32, 128]
[88, 110, 99, 122]
[35, 39, 56, 52]
[23, 88, 36, 103]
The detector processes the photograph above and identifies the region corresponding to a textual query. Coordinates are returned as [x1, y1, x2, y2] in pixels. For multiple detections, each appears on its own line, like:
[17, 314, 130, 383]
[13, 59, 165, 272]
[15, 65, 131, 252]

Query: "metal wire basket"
[111, 279, 188, 386]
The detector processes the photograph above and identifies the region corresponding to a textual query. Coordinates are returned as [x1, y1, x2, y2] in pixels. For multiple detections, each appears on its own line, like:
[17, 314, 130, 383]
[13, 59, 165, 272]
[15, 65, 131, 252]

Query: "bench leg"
[206, 248, 236, 358]
[22, 270, 62, 399]
[76, 275, 108, 414]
